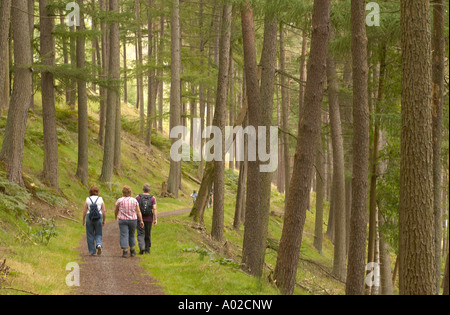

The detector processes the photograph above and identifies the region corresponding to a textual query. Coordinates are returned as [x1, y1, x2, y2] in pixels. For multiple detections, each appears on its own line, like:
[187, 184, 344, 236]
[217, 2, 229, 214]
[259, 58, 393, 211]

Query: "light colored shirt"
[86, 196, 104, 214]
[116, 197, 139, 220]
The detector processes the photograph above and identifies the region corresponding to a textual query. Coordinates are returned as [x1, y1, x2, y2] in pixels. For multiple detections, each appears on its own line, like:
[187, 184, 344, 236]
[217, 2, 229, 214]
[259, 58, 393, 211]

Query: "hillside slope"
[0, 94, 343, 295]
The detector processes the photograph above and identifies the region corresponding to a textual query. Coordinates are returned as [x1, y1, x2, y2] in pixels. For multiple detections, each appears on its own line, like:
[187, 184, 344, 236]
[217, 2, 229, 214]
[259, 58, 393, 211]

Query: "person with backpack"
[136, 183, 158, 254]
[82, 186, 106, 256]
[115, 185, 144, 258]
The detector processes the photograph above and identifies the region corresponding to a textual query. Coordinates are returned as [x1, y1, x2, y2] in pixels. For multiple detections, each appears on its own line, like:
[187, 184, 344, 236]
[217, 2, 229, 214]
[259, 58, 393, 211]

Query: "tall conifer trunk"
[273, 0, 330, 295]
[0, 0, 32, 186]
[399, 0, 435, 295]
[345, 0, 370, 295]
[39, 0, 59, 189]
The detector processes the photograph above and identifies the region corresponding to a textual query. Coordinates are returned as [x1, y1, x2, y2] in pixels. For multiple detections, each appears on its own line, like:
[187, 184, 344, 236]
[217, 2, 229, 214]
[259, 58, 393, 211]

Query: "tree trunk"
[379, 216, 394, 295]
[0, 0, 11, 112]
[399, 0, 435, 295]
[99, 0, 120, 183]
[234, 113, 248, 231]
[0, 0, 32, 186]
[123, 36, 127, 104]
[279, 24, 290, 206]
[135, 0, 145, 138]
[443, 253, 449, 295]
[145, 0, 156, 151]
[76, 0, 89, 188]
[167, 0, 182, 198]
[273, 0, 330, 295]
[432, 0, 445, 295]
[157, 11, 164, 133]
[314, 122, 325, 253]
[258, 14, 278, 275]
[211, 2, 232, 243]
[240, 1, 262, 278]
[327, 53, 346, 281]
[196, 0, 205, 179]
[98, 0, 108, 146]
[366, 42, 387, 295]
[345, 0, 370, 295]
[190, 101, 248, 224]
[39, 0, 59, 189]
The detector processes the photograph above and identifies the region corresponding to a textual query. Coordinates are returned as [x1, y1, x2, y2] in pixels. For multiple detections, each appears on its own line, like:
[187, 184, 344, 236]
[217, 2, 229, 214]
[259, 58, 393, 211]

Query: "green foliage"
[182, 245, 245, 273]
[0, 174, 32, 216]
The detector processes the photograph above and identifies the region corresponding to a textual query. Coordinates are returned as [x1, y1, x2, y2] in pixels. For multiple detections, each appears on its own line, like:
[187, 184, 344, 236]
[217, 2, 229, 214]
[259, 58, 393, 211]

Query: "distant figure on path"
[82, 185, 106, 256]
[136, 183, 158, 255]
[190, 190, 198, 203]
[115, 186, 144, 258]
[208, 186, 214, 208]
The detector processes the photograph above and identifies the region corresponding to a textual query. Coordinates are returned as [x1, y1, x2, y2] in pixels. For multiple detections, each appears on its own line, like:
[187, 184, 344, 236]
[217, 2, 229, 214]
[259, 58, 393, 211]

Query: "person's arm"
[136, 203, 144, 227]
[82, 202, 88, 226]
[101, 203, 106, 225]
[115, 202, 120, 220]
[153, 204, 158, 226]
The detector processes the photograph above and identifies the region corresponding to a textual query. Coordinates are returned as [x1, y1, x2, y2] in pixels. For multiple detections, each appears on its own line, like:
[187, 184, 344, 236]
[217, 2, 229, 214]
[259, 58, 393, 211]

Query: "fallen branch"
[0, 287, 39, 295]
[57, 214, 79, 223]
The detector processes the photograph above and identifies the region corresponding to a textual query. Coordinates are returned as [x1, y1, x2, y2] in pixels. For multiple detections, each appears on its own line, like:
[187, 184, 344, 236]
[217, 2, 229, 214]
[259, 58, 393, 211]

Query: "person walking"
[136, 183, 158, 254]
[190, 190, 198, 203]
[115, 185, 144, 258]
[82, 186, 106, 256]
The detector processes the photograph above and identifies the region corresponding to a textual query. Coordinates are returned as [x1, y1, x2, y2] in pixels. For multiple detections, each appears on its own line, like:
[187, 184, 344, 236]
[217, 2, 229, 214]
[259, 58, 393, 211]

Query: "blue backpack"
[88, 197, 101, 221]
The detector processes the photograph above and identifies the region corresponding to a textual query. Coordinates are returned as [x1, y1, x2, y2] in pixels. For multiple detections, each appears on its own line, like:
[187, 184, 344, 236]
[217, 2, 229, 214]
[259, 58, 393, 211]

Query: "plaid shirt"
[116, 197, 139, 220]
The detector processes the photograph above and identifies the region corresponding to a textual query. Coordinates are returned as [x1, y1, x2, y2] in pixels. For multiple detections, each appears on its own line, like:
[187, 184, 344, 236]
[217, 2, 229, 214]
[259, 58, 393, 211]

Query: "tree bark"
[0, 0, 32, 186]
[279, 24, 290, 206]
[0, 0, 11, 112]
[258, 14, 278, 275]
[76, 0, 89, 188]
[443, 253, 449, 295]
[314, 122, 325, 253]
[273, 0, 330, 295]
[135, 0, 145, 138]
[39, 0, 59, 189]
[399, 0, 435, 295]
[157, 11, 164, 133]
[379, 216, 394, 295]
[432, 0, 445, 295]
[99, 0, 120, 183]
[366, 42, 387, 295]
[167, 0, 182, 198]
[210, 2, 232, 243]
[145, 0, 156, 151]
[98, 0, 108, 147]
[327, 53, 346, 281]
[240, 1, 262, 278]
[345, 0, 370, 295]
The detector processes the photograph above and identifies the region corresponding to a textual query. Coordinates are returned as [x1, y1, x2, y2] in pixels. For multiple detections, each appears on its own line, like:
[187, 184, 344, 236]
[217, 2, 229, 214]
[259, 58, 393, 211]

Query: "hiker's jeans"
[137, 220, 152, 253]
[118, 219, 137, 249]
[86, 214, 103, 255]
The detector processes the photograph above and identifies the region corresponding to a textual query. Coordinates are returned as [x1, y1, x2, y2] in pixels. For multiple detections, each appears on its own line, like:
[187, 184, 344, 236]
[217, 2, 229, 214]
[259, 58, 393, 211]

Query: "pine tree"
[273, 0, 330, 295]
[167, 0, 182, 198]
[211, 2, 232, 243]
[76, 0, 89, 187]
[399, 0, 435, 295]
[345, 0, 370, 295]
[0, 0, 32, 186]
[39, 0, 59, 189]
[99, 0, 120, 183]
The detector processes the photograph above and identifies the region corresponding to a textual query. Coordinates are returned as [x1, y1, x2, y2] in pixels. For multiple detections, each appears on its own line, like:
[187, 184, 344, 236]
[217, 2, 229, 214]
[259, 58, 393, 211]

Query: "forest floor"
[76, 208, 190, 295]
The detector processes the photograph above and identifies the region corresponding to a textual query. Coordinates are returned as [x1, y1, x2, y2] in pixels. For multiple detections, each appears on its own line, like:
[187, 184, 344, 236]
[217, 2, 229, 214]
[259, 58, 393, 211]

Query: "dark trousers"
[137, 220, 152, 253]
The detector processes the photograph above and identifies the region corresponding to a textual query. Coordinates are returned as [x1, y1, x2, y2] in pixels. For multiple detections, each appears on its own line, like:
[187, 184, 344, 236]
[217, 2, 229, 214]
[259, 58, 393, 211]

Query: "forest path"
[75, 208, 191, 295]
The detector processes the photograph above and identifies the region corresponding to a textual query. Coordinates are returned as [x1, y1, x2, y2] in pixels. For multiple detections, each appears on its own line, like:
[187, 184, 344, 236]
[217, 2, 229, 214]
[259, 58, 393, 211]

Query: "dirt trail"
[76, 208, 190, 295]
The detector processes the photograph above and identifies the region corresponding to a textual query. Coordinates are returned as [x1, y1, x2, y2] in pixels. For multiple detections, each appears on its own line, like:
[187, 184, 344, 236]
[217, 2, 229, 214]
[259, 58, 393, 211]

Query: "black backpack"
[138, 194, 154, 217]
[88, 197, 101, 221]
